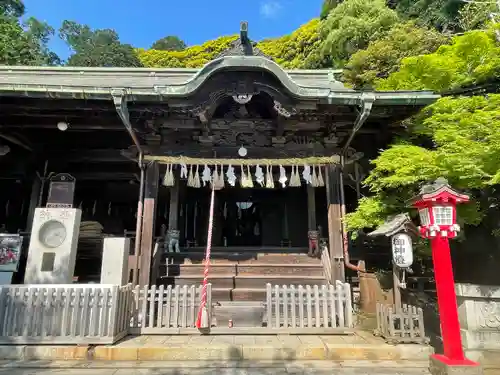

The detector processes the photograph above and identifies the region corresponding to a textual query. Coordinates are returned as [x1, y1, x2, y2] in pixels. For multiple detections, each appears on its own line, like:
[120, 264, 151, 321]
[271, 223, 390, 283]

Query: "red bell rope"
[195, 182, 215, 329]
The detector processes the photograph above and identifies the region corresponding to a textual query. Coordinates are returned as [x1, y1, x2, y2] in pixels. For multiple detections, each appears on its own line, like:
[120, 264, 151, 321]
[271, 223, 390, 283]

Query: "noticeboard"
[0, 234, 23, 272]
[47, 173, 75, 208]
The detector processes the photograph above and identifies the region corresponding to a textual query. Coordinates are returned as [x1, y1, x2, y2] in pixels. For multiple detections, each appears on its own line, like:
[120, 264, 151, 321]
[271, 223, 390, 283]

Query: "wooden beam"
[325, 165, 345, 282]
[168, 174, 180, 231]
[139, 162, 159, 286]
[25, 175, 41, 232]
[307, 184, 316, 230]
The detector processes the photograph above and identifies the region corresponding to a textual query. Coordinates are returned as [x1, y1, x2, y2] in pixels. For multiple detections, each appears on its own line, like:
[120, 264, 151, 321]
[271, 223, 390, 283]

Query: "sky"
[23, 0, 323, 61]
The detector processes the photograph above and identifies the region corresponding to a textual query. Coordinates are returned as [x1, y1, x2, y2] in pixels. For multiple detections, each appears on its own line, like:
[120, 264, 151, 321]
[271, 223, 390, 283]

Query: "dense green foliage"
[345, 94, 500, 233]
[257, 19, 325, 69]
[320, 0, 399, 66]
[389, 0, 463, 32]
[137, 35, 237, 68]
[376, 26, 500, 91]
[0, 1, 59, 66]
[151, 36, 186, 51]
[344, 21, 448, 88]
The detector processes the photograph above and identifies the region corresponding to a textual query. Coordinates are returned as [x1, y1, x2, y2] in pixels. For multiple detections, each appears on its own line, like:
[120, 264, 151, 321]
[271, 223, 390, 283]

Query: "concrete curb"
[0, 343, 433, 362]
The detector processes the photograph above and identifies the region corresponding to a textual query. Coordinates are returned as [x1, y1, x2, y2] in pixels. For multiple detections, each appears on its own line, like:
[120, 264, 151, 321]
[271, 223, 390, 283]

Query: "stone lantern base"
[430, 355, 483, 375]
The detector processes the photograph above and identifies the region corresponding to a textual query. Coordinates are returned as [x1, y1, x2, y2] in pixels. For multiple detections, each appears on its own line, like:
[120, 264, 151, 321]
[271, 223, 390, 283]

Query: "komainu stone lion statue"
[166, 229, 180, 253]
[307, 230, 320, 258]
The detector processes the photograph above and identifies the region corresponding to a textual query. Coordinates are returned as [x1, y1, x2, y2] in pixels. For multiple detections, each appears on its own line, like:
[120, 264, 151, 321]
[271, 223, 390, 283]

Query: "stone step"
[213, 301, 265, 327]
[234, 275, 327, 289]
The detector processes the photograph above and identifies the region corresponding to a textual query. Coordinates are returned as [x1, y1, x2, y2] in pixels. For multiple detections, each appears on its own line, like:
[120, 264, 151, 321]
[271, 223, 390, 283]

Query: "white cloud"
[260, 1, 282, 18]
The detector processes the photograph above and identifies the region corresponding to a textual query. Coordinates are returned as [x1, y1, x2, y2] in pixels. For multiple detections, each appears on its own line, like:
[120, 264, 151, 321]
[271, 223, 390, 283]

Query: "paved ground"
[0, 361, 432, 375]
[0, 333, 433, 362]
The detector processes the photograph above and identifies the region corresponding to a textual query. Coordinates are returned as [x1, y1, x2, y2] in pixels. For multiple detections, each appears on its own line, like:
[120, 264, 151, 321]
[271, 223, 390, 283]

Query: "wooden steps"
[160, 263, 323, 277]
[156, 248, 325, 302]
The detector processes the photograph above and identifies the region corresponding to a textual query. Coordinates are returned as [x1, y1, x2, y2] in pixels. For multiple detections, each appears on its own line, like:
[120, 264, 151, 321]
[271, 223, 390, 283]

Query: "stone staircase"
[157, 247, 326, 302]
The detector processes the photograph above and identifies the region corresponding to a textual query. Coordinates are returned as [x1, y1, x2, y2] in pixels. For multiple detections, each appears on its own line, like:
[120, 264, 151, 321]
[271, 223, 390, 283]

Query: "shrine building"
[0, 24, 439, 300]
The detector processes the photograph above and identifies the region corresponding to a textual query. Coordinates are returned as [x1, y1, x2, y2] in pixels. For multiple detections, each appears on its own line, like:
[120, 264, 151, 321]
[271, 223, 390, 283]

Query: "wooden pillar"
[139, 162, 159, 287]
[25, 175, 41, 231]
[325, 165, 345, 282]
[168, 173, 180, 231]
[307, 185, 316, 230]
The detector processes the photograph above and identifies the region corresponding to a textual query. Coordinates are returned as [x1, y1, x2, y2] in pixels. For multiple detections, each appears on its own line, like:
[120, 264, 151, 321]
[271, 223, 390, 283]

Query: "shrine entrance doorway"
[183, 186, 310, 249]
[217, 189, 262, 247]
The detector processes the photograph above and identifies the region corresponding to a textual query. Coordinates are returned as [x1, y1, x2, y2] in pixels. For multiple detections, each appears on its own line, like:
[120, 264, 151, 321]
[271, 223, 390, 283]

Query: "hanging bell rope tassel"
[196, 182, 215, 332]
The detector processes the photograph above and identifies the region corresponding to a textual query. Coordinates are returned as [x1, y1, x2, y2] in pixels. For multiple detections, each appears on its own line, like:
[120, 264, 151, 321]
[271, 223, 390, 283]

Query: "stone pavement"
[0, 332, 433, 362]
[0, 360, 432, 375]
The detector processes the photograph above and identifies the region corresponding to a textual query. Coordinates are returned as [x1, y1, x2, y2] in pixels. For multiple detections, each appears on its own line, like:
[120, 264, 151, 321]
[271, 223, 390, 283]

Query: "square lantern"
[410, 178, 469, 239]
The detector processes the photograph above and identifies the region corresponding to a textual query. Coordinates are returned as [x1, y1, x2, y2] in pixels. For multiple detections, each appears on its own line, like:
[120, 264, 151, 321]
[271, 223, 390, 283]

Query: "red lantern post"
[410, 178, 480, 372]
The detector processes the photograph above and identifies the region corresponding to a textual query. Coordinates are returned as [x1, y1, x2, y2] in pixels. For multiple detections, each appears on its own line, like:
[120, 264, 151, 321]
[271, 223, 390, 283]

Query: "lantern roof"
[410, 177, 470, 207]
[368, 213, 418, 237]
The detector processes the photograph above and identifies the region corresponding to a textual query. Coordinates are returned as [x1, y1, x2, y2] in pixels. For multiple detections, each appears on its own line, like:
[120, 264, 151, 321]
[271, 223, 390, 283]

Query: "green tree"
[0, 2, 59, 66]
[59, 21, 142, 67]
[24, 17, 60, 65]
[320, 0, 399, 66]
[375, 26, 500, 91]
[344, 22, 448, 89]
[345, 95, 500, 235]
[0, 0, 25, 18]
[151, 35, 186, 51]
[458, 1, 496, 32]
[320, 0, 342, 19]
[389, 0, 464, 32]
[257, 19, 327, 69]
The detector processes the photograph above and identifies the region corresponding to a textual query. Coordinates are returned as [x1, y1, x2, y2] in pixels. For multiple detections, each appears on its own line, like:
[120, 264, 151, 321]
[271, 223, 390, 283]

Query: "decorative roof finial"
[212, 21, 274, 60]
[240, 21, 249, 44]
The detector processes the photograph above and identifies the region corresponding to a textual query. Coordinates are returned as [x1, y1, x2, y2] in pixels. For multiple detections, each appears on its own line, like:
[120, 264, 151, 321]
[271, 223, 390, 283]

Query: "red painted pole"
[430, 235, 465, 361]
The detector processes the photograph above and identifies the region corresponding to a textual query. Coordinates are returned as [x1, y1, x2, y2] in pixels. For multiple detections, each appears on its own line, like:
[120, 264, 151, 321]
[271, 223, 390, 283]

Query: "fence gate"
[129, 284, 212, 334]
[263, 282, 354, 334]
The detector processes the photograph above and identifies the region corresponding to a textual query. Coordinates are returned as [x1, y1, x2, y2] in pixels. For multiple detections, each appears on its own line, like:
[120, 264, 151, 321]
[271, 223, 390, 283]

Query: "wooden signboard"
[46, 173, 76, 208]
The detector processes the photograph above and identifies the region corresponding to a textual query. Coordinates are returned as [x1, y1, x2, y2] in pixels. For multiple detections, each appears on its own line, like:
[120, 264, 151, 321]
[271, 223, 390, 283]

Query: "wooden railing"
[320, 243, 333, 284]
[129, 284, 212, 334]
[0, 284, 132, 344]
[263, 282, 353, 333]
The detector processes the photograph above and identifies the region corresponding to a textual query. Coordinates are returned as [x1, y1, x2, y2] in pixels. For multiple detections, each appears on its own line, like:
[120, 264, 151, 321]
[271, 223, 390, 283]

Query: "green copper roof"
[0, 56, 439, 106]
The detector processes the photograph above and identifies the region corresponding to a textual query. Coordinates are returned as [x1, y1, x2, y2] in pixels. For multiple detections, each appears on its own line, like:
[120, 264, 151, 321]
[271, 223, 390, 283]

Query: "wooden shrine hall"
[0, 23, 439, 297]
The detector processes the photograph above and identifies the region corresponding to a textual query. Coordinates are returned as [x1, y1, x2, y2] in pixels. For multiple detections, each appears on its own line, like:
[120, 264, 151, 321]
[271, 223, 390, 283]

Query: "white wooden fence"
[0, 284, 132, 344]
[129, 284, 212, 334]
[264, 282, 353, 333]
